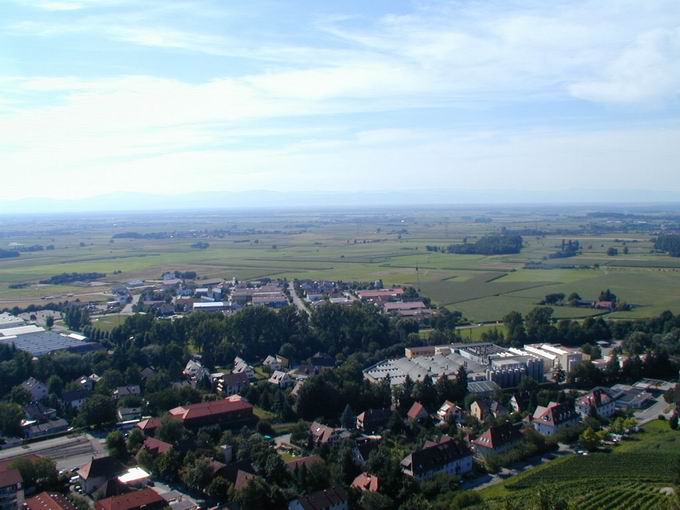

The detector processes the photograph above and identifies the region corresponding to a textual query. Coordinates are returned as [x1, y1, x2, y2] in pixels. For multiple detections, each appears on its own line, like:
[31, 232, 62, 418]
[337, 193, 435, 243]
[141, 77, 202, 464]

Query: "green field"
[0, 208, 679, 323]
[477, 420, 679, 509]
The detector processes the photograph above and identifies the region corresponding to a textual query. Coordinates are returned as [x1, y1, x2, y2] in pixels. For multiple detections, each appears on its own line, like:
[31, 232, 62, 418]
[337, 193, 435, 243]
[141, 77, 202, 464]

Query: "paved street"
[635, 397, 672, 425]
[287, 282, 310, 315]
[0, 434, 105, 471]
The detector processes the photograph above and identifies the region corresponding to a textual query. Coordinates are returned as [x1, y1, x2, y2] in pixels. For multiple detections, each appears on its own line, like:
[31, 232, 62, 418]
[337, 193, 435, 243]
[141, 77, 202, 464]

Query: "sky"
[1, 0, 680, 201]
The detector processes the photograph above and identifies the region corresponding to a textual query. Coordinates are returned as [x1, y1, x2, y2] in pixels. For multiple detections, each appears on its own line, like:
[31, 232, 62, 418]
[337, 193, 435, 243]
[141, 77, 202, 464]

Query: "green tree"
[127, 428, 145, 452]
[106, 431, 128, 460]
[77, 394, 116, 426]
[340, 404, 355, 429]
[0, 403, 24, 436]
[181, 456, 213, 492]
[10, 457, 58, 491]
[157, 415, 185, 444]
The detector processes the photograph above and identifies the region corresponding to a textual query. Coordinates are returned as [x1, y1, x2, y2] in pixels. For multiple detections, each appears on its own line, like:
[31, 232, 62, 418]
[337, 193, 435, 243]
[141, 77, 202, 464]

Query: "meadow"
[1, 207, 680, 323]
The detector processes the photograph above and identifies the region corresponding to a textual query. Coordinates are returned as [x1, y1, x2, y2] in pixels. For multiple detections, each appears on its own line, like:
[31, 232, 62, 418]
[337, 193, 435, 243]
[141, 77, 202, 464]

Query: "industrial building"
[363, 343, 544, 389]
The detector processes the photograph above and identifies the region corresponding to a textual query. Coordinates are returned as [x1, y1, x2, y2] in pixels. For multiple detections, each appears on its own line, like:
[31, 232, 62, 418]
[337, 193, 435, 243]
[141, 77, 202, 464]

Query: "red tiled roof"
[351, 472, 380, 492]
[26, 491, 78, 510]
[407, 401, 427, 420]
[95, 488, 165, 510]
[142, 437, 173, 455]
[0, 454, 42, 473]
[169, 396, 253, 421]
[136, 417, 161, 432]
[78, 456, 124, 481]
[286, 455, 324, 472]
[294, 487, 349, 510]
[234, 470, 258, 491]
[472, 423, 523, 450]
[0, 468, 21, 488]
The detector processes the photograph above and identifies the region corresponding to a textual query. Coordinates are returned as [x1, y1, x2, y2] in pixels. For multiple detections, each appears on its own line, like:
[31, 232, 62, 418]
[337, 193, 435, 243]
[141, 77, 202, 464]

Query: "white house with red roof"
[531, 401, 579, 436]
[576, 388, 616, 418]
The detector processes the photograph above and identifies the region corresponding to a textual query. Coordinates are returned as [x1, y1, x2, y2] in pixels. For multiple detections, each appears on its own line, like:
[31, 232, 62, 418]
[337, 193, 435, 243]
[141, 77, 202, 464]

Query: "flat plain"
[1, 207, 680, 323]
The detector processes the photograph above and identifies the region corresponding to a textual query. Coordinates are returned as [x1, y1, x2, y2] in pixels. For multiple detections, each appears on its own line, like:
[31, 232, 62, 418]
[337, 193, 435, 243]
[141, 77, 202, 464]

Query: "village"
[0, 269, 678, 510]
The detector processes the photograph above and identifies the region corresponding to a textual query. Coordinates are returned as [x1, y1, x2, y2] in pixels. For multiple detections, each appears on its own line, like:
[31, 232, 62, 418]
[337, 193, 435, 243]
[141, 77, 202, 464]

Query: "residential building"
[263, 355, 282, 371]
[472, 422, 523, 458]
[21, 378, 48, 401]
[400, 436, 473, 481]
[233, 357, 256, 380]
[95, 488, 166, 510]
[216, 372, 249, 396]
[78, 456, 125, 494]
[113, 386, 141, 400]
[436, 401, 463, 424]
[0, 468, 23, 510]
[309, 422, 349, 447]
[136, 417, 161, 436]
[576, 388, 616, 418]
[141, 437, 173, 456]
[356, 408, 391, 433]
[351, 472, 380, 492]
[168, 395, 254, 428]
[268, 370, 292, 388]
[61, 389, 90, 411]
[117, 408, 142, 422]
[25, 491, 77, 510]
[288, 487, 349, 510]
[407, 402, 428, 422]
[532, 401, 579, 436]
[286, 455, 324, 474]
[24, 402, 57, 423]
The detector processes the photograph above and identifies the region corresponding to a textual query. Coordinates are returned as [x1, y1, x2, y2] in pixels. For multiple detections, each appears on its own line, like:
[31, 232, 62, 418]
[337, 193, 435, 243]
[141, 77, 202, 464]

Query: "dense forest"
[655, 234, 680, 257]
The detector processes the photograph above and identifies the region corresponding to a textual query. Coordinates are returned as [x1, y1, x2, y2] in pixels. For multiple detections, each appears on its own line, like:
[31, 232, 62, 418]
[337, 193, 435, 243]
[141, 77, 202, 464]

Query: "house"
[183, 360, 204, 379]
[95, 488, 166, 510]
[24, 418, 69, 439]
[268, 370, 293, 388]
[252, 293, 289, 308]
[24, 402, 57, 422]
[136, 417, 161, 436]
[216, 372, 250, 396]
[407, 402, 428, 422]
[436, 401, 463, 424]
[286, 455, 325, 474]
[532, 401, 579, 436]
[351, 472, 380, 492]
[470, 399, 506, 422]
[288, 487, 349, 510]
[117, 408, 142, 422]
[310, 352, 336, 371]
[25, 491, 77, 510]
[233, 357, 256, 380]
[168, 395, 254, 428]
[113, 386, 141, 400]
[78, 456, 125, 493]
[140, 367, 156, 381]
[400, 436, 473, 481]
[77, 374, 100, 392]
[141, 436, 173, 456]
[576, 388, 616, 418]
[356, 408, 391, 433]
[291, 380, 306, 399]
[309, 422, 349, 447]
[21, 377, 48, 401]
[61, 389, 90, 411]
[117, 467, 151, 488]
[472, 422, 523, 459]
[263, 355, 282, 371]
[0, 466, 23, 510]
[234, 470, 259, 491]
[594, 301, 616, 311]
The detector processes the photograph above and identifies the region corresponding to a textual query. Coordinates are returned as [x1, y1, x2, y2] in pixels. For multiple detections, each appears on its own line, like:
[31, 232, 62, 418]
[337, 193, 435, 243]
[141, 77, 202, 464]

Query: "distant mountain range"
[1, 189, 679, 214]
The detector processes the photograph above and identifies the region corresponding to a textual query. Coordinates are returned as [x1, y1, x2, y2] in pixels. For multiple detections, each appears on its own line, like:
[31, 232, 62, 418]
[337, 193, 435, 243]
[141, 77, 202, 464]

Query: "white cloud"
[569, 27, 680, 104]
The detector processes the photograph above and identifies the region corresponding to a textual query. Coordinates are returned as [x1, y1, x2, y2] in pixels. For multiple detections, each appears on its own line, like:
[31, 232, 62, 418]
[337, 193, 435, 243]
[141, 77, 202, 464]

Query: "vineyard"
[478, 420, 680, 509]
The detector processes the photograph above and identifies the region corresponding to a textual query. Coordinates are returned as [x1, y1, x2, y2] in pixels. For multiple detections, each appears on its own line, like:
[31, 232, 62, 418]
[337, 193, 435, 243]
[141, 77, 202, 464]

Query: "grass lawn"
[253, 406, 276, 421]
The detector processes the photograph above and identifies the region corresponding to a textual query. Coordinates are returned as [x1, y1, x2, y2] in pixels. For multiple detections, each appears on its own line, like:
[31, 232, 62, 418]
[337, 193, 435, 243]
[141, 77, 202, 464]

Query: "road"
[122, 293, 141, 314]
[0, 434, 105, 471]
[287, 282, 309, 315]
[464, 443, 575, 491]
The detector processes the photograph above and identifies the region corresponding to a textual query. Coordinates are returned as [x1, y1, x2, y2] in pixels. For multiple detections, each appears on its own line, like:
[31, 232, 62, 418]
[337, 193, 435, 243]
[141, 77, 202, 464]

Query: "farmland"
[477, 420, 679, 509]
[1, 206, 680, 323]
